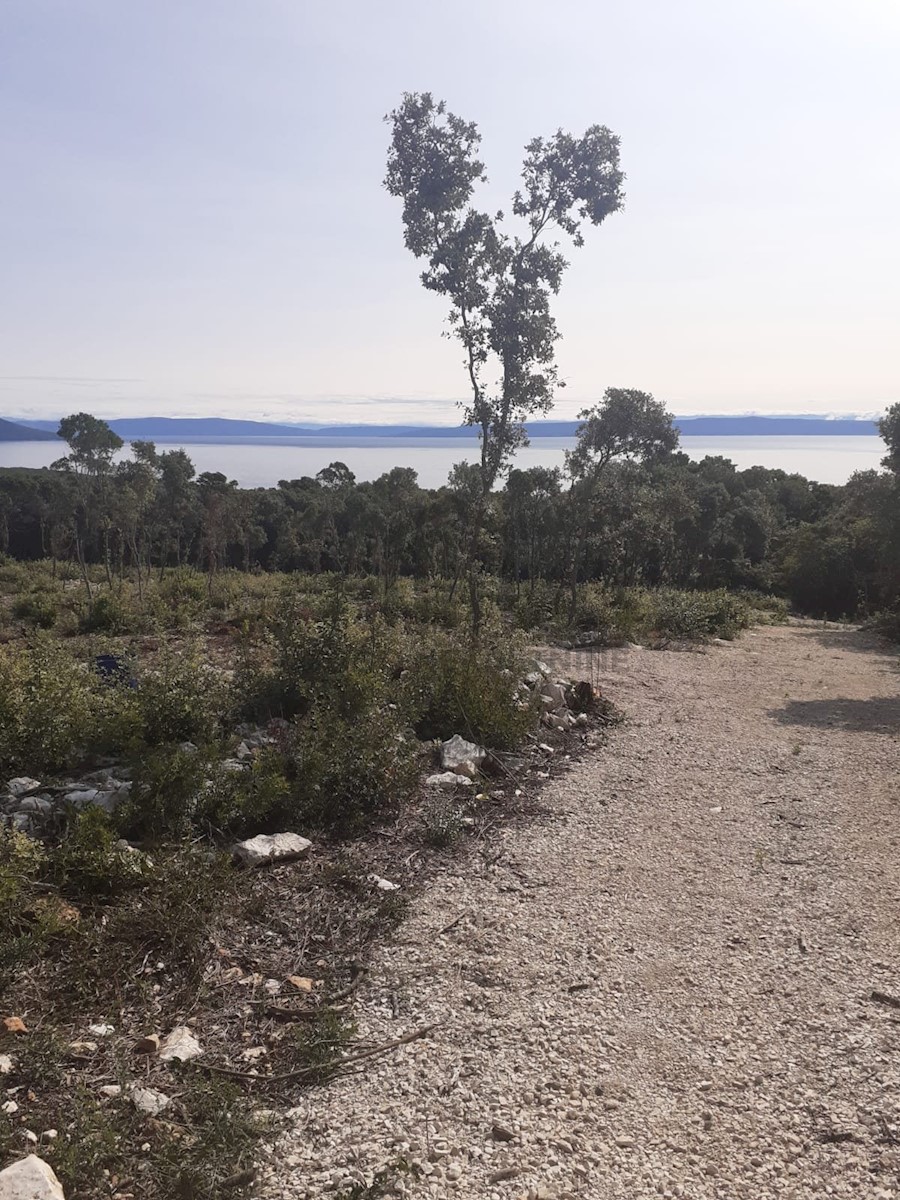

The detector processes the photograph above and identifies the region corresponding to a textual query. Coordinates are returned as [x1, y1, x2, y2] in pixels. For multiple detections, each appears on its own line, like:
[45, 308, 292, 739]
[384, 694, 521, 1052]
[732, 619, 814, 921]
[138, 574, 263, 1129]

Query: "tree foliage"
[385, 92, 624, 492]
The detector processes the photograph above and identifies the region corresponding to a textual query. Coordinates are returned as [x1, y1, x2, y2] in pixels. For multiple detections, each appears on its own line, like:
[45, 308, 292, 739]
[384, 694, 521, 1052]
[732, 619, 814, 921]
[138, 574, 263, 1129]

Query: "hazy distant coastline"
[3, 414, 883, 443]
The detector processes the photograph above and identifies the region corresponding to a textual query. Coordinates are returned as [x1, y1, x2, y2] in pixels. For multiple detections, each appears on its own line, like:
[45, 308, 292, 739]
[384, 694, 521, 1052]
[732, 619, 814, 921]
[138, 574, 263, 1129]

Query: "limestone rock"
[440, 735, 486, 772]
[540, 681, 567, 710]
[130, 1086, 171, 1116]
[0, 1155, 65, 1199]
[6, 779, 42, 798]
[233, 833, 312, 868]
[159, 1025, 202, 1063]
[425, 772, 473, 788]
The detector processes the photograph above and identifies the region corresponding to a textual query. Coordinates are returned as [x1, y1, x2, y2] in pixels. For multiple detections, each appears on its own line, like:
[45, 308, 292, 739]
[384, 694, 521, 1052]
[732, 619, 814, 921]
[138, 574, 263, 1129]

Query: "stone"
[6, 779, 42, 798]
[368, 874, 400, 891]
[540, 681, 567, 710]
[63, 789, 99, 808]
[12, 797, 53, 817]
[99, 1085, 121, 1098]
[68, 1041, 98, 1055]
[87, 1023, 114, 1038]
[233, 833, 312, 868]
[0, 1155, 65, 1199]
[452, 760, 479, 780]
[159, 1025, 202, 1063]
[130, 1086, 171, 1116]
[0, 1054, 12, 1074]
[133, 1034, 160, 1055]
[425, 772, 473, 788]
[222, 759, 248, 773]
[236, 741, 252, 759]
[441, 735, 487, 772]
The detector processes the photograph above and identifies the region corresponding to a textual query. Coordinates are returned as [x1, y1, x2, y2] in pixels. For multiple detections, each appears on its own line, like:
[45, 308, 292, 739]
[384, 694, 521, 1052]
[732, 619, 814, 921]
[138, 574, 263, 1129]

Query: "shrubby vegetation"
[4, 395, 900, 628]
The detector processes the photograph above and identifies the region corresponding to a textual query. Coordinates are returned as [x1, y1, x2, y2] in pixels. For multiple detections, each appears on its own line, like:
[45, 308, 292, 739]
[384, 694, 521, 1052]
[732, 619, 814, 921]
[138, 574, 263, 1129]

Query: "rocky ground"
[261, 623, 900, 1200]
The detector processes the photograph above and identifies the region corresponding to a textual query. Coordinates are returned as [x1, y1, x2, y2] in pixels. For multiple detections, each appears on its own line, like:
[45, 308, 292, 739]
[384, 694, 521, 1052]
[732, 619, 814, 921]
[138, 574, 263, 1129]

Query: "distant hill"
[0, 417, 58, 442]
[14, 415, 882, 441]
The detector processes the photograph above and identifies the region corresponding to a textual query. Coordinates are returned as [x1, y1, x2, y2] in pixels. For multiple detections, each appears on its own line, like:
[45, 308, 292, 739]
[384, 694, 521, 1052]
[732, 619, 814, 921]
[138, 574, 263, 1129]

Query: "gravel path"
[265, 624, 900, 1200]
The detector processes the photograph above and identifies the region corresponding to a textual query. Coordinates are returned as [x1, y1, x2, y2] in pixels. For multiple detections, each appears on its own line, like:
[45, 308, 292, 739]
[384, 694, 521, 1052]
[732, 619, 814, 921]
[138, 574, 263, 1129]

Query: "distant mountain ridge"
[0, 417, 58, 442]
[11, 415, 882, 441]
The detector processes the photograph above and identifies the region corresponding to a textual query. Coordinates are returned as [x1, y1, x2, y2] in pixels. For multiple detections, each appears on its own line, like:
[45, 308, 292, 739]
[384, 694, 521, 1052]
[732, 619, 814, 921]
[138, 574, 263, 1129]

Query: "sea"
[0, 435, 884, 489]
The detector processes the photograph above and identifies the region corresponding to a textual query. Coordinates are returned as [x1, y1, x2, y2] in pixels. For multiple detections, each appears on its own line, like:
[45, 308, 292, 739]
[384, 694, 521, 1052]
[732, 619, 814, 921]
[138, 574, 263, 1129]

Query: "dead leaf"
[2, 1016, 27, 1034]
[287, 976, 315, 992]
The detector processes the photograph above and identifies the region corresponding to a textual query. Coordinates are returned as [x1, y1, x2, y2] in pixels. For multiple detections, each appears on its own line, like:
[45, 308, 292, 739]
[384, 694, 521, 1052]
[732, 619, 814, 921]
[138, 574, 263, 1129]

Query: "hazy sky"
[2, 0, 898, 424]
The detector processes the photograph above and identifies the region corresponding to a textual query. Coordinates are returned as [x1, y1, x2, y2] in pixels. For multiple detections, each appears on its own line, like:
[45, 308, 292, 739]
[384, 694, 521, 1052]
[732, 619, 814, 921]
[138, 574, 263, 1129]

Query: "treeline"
[2, 401, 900, 619]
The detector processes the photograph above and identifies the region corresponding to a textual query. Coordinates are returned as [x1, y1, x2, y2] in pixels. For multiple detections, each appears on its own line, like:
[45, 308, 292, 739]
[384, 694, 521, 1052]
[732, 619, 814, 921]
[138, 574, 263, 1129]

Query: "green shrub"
[193, 749, 292, 836]
[0, 830, 52, 978]
[237, 593, 393, 723]
[399, 625, 535, 749]
[647, 588, 750, 642]
[287, 707, 418, 831]
[121, 745, 216, 840]
[12, 590, 59, 628]
[52, 807, 151, 896]
[79, 593, 132, 634]
[0, 639, 99, 774]
[864, 609, 900, 643]
[136, 645, 232, 746]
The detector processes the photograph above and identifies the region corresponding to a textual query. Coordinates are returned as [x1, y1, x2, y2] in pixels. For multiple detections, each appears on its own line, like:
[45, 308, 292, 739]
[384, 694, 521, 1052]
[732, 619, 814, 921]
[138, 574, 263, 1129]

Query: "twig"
[258, 962, 368, 1020]
[220, 1168, 257, 1191]
[870, 989, 900, 1009]
[262, 1002, 349, 1022]
[204, 1023, 441, 1086]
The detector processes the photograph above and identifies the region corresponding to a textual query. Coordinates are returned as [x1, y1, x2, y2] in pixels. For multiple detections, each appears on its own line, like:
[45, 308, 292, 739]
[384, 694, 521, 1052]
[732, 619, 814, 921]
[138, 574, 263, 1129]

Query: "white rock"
[87, 1023, 114, 1038]
[369, 874, 400, 891]
[540, 681, 567, 710]
[130, 1086, 171, 1116]
[0, 1156, 65, 1199]
[2, 1101, 19, 1115]
[0, 1054, 13, 1074]
[13, 797, 53, 817]
[425, 772, 473, 788]
[6, 778, 42, 798]
[452, 760, 479, 779]
[233, 833, 312, 867]
[159, 1025, 203, 1063]
[441, 735, 487, 772]
[99, 1085, 122, 1098]
[64, 789, 99, 808]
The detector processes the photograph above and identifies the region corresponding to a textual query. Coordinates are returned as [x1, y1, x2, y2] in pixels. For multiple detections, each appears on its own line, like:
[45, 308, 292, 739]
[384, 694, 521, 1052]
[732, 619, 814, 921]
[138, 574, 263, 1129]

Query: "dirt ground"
[263, 623, 900, 1200]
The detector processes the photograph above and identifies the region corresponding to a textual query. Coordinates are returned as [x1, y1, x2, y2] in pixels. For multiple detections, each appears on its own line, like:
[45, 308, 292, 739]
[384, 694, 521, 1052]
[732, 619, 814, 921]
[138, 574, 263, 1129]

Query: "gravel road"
[265, 624, 900, 1200]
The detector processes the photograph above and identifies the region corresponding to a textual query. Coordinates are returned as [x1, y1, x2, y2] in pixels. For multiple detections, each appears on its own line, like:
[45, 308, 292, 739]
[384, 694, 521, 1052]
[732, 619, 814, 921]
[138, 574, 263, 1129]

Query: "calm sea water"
[0, 435, 884, 488]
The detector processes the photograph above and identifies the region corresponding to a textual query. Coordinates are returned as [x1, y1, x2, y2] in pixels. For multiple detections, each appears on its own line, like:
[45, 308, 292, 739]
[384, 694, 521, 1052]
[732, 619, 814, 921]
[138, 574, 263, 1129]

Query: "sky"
[2, 0, 899, 425]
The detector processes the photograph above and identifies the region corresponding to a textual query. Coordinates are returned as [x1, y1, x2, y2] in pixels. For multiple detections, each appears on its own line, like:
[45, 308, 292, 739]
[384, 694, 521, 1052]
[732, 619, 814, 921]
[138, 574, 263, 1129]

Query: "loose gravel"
[262, 624, 900, 1200]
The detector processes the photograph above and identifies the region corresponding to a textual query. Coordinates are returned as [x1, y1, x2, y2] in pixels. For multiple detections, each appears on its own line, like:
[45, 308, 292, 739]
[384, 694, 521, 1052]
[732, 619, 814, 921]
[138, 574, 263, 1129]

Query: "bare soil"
[264, 624, 900, 1200]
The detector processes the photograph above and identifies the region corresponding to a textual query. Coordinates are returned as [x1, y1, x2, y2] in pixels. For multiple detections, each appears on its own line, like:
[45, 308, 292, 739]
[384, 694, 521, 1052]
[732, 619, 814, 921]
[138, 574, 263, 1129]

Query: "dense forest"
[2, 394, 899, 622]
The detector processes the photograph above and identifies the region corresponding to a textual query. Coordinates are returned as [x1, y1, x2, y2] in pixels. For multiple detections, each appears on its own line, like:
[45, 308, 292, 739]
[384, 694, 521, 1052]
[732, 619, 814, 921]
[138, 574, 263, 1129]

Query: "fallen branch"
[263, 1002, 350, 1022]
[205, 1023, 441, 1086]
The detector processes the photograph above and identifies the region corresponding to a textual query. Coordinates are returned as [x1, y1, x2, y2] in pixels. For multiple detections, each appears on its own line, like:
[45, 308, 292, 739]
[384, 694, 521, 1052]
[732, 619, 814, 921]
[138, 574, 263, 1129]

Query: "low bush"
[285, 707, 419, 831]
[399, 624, 535, 748]
[135, 645, 232, 747]
[646, 588, 750, 642]
[11, 590, 60, 629]
[864, 609, 900, 643]
[0, 639, 101, 774]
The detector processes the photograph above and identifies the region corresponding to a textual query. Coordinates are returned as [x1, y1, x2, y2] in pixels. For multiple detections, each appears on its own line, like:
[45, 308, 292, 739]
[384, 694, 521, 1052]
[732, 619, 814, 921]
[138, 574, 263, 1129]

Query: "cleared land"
[264, 624, 900, 1199]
